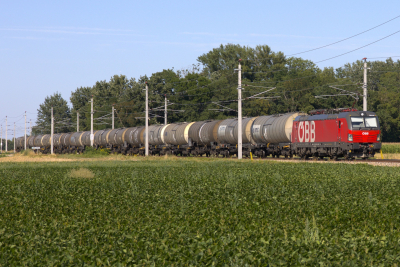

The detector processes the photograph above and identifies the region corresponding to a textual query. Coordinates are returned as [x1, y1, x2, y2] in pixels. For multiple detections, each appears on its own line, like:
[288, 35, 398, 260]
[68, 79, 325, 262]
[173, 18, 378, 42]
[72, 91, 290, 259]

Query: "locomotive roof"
[295, 111, 378, 121]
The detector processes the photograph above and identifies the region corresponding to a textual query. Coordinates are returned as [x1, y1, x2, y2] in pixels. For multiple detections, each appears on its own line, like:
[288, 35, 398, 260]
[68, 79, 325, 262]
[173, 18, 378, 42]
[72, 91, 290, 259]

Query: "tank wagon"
[15, 109, 381, 159]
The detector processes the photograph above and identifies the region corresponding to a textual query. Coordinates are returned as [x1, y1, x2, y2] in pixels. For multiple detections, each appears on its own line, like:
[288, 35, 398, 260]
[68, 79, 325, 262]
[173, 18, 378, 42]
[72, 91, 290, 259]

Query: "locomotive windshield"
[350, 117, 378, 129]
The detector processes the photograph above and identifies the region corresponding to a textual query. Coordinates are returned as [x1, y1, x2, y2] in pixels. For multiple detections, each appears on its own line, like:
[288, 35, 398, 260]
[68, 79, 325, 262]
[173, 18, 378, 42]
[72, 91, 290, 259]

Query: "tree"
[70, 86, 92, 131]
[62, 45, 400, 142]
[34, 92, 72, 135]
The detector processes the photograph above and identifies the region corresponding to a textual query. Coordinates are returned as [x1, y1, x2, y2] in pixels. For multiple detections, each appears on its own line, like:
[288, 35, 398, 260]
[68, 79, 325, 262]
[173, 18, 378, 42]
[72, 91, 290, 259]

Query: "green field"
[1, 159, 400, 266]
[381, 143, 400, 154]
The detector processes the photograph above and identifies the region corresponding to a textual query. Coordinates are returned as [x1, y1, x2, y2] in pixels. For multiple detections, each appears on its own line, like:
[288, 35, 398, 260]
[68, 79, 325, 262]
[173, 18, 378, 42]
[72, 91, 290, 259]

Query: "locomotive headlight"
[377, 134, 380, 141]
[348, 134, 353, 141]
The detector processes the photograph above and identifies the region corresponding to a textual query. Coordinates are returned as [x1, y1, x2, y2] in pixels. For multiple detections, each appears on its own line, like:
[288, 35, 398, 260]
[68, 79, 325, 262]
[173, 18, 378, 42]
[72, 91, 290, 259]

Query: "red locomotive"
[291, 109, 381, 159]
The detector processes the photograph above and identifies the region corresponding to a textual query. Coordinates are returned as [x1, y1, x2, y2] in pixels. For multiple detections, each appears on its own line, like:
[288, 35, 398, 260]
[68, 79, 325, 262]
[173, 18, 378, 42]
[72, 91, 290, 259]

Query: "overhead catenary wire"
[288, 14, 400, 56]
[367, 56, 400, 59]
[315, 29, 400, 64]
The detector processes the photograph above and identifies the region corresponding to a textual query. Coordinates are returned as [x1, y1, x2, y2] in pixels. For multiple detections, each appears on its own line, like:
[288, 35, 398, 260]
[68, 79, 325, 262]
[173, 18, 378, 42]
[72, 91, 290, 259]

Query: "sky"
[1, 0, 399, 139]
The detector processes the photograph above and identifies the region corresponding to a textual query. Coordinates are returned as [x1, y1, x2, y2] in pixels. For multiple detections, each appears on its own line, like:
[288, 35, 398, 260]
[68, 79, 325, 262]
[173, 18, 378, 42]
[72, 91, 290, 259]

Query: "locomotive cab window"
[350, 117, 378, 129]
[365, 117, 378, 127]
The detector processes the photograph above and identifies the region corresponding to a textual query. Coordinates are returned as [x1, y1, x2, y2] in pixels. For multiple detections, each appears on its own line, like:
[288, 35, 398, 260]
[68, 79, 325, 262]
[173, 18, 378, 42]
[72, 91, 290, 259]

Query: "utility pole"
[5, 116, 7, 152]
[24, 111, 27, 150]
[13, 122, 15, 153]
[1, 125, 2, 153]
[145, 82, 149, 156]
[51, 107, 54, 155]
[363, 58, 368, 111]
[77, 112, 79, 132]
[112, 104, 115, 129]
[164, 95, 167, 125]
[90, 96, 94, 147]
[237, 59, 242, 159]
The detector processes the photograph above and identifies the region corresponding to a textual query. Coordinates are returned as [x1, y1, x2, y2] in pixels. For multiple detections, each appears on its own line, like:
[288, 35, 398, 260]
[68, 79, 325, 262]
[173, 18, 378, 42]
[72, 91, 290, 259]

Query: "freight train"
[15, 109, 381, 159]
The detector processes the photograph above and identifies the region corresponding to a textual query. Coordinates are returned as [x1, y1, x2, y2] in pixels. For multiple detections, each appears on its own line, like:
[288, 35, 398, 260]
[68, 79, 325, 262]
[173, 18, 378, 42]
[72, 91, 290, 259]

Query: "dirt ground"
[1, 152, 399, 167]
[0, 153, 138, 163]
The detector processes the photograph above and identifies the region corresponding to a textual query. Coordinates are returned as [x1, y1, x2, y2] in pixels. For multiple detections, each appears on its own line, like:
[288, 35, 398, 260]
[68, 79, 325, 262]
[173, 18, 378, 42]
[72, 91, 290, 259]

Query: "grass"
[381, 143, 400, 154]
[68, 168, 95, 179]
[1, 159, 400, 265]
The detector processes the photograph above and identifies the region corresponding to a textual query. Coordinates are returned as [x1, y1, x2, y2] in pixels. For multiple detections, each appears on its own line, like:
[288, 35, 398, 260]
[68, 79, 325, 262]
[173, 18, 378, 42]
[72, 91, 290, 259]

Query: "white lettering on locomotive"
[310, 121, 315, 142]
[305, 121, 309, 142]
[362, 132, 369, 135]
[298, 122, 304, 142]
[298, 121, 315, 142]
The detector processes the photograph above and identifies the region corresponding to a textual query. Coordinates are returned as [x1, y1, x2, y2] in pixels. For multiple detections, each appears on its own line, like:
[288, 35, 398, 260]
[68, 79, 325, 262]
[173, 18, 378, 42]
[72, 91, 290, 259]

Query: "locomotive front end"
[346, 111, 381, 158]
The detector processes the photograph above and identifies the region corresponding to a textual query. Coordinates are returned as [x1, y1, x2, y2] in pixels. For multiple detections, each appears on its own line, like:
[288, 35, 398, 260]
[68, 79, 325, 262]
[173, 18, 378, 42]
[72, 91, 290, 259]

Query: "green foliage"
[20, 149, 35, 156]
[83, 146, 110, 157]
[34, 92, 72, 135]
[381, 143, 400, 153]
[1, 160, 400, 265]
[70, 86, 92, 131]
[0, 138, 14, 152]
[66, 45, 400, 142]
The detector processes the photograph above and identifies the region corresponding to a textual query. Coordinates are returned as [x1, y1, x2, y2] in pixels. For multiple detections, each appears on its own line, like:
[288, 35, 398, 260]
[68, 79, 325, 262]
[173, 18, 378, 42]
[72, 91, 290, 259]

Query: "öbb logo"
[298, 121, 316, 142]
[362, 132, 369, 135]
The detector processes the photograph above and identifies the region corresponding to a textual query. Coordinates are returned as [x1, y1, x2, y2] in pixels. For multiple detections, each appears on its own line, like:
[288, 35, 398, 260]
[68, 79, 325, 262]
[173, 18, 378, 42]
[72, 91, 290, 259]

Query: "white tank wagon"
[187, 120, 223, 156]
[251, 112, 304, 158]
[105, 128, 130, 154]
[123, 127, 145, 155]
[214, 117, 258, 157]
[162, 122, 195, 155]
[68, 132, 85, 153]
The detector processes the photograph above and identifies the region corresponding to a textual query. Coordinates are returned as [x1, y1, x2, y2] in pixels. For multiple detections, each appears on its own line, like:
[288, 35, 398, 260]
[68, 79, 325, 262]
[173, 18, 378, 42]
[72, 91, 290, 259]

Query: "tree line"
[33, 44, 400, 142]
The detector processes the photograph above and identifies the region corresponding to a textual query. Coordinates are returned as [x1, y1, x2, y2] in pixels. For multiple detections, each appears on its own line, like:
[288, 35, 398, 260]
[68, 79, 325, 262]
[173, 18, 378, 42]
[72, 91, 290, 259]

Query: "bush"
[381, 143, 400, 153]
[83, 146, 110, 157]
[20, 149, 36, 156]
